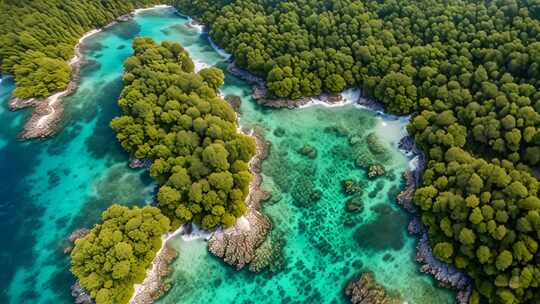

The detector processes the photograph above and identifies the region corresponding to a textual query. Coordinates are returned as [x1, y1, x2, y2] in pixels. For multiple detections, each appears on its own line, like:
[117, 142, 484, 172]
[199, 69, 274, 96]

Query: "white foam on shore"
[298, 88, 360, 109]
[134, 4, 172, 14]
[129, 225, 184, 303]
[208, 37, 232, 60]
[408, 156, 421, 171]
[187, 17, 206, 33]
[182, 225, 212, 241]
[194, 60, 209, 73]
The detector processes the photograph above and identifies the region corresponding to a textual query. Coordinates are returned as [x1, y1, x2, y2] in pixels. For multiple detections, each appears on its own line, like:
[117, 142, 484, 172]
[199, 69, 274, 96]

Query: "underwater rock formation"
[249, 236, 285, 272]
[368, 164, 386, 179]
[345, 272, 400, 304]
[342, 179, 364, 195]
[298, 144, 317, 159]
[71, 281, 94, 304]
[346, 195, 364, 213]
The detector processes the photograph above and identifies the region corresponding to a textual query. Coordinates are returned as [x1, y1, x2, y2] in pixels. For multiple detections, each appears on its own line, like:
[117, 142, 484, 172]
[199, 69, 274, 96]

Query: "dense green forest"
[111, 37, 256, 230]
[0, 0, 164, 99]
[174, 0, 540, 303]
[70, 204, 170, 304]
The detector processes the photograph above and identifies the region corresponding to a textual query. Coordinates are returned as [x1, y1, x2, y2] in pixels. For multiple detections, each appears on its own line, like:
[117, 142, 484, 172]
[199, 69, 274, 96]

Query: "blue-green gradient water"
[0, 7, 454, 304]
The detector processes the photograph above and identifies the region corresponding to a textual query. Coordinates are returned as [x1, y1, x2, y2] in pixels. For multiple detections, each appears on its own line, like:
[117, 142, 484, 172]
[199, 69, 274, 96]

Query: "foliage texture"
[111, 37, 255, 230]
[173, 0, 540, 302]
[0, 0, 163, 98]
[70, 205, 170, 304]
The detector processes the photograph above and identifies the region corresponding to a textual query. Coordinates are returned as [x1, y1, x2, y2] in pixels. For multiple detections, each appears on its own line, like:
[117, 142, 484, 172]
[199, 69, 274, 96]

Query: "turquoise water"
[0, 7, 454, 304]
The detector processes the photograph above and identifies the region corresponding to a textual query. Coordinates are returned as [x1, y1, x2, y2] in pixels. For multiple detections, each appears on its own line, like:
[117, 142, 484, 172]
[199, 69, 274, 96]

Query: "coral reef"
[345, 272, 401, 304]
[368, 164, 386, 179]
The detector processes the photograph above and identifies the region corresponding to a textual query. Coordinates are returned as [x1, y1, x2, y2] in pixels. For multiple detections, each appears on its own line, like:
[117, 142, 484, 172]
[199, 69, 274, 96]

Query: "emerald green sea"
[0, 6, 455, 303]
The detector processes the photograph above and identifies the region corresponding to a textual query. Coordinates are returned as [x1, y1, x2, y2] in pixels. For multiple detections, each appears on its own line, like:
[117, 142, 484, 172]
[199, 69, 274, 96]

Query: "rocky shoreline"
[129, 240, 178, 304]
[208, 130, 273, 269]
[226, 61, 346, 108]
[6, 13, 133, 140]
[397, 136, 472, 303]
[225, 40, 474, 300]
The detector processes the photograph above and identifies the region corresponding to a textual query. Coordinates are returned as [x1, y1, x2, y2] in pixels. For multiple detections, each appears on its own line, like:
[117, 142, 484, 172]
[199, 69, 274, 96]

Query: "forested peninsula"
[171, 0, 540, 303]
[70, 37, 256, 304]
[0, 0, 163, 98]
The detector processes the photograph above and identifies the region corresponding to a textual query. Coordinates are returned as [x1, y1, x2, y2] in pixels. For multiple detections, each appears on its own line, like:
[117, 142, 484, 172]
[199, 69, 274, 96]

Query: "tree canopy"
[111, 37, 255, 230]
[173, 0, 540, 302]
[0, 0, 162, 99]
[70, 204, 170, 304]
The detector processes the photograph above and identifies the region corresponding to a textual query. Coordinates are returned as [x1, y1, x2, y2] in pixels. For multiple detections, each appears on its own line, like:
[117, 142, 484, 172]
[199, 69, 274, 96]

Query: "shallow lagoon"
[0, 7, 454, 304]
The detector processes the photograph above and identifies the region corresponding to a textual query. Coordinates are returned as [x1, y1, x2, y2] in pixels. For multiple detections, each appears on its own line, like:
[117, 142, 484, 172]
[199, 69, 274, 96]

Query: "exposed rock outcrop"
[345, 272, 400, 304]
[397, 135, 472, 303]
[71, 281, 94, 304]
[64, 228, 90, 254]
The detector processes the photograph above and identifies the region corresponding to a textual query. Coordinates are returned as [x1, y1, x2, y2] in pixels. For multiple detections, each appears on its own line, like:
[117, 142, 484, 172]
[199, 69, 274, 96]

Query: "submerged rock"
[345, 272, 400, 304]
[249, 236, 285, 272]
[298, 144, 317, 159]
[346, 195, 364, 213]
[368, 164, 386, 179]
[342, 179, 364, 195]
[71, 281, 94, 304]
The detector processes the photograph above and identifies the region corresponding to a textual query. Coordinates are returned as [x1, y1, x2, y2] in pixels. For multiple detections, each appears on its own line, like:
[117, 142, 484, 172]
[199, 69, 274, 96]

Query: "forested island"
[2, 0, 540, 303]
[70, 37, 256, 304]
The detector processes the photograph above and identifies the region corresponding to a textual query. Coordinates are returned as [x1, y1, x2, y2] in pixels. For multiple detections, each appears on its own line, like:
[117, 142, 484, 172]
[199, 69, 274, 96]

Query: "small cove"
[0, 6, 455, 304]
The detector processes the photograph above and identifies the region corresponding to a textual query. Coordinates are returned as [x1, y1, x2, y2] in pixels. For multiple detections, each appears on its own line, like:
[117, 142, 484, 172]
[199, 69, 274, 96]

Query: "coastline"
[397, 136, 472, 304]
[207, 128, 272, 269]
[5, 10, 139, 140]
[203, 12, 474, 302]
[126, 118, 272, 302]
[129, 227, 183, 304]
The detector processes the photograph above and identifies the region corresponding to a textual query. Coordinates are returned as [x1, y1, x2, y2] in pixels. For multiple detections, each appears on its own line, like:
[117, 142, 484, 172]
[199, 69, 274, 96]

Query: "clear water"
[0, 7, 454, 304]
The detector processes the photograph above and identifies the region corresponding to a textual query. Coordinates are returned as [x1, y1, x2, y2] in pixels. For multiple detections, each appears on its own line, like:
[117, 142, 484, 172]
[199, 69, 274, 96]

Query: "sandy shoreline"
[6, 7, 147, 140]
[129, 227, 184, 304]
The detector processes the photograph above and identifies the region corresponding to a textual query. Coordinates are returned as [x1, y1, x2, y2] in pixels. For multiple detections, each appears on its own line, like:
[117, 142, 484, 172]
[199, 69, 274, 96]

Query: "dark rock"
[345, 272, 400, 304]
[298, 144, 317, 159]
[71, 281, 94, 304]
[368, 164, 386, 179]
[224, 94, 242, 112]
